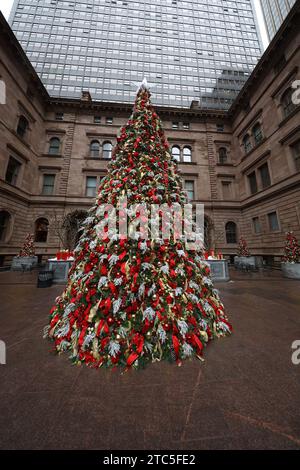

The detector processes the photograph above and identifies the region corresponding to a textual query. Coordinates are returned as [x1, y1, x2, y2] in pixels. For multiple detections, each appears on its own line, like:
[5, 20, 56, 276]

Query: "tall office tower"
[9, 0, 263, 109]
[260, 0, 296, 41]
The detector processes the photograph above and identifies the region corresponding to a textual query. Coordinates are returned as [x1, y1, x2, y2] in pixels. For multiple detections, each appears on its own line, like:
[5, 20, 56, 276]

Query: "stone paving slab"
[0, 271, 300, 450]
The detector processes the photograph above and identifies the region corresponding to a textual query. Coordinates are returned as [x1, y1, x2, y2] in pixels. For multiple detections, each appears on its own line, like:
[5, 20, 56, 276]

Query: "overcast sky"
[0, 0, 269, 49]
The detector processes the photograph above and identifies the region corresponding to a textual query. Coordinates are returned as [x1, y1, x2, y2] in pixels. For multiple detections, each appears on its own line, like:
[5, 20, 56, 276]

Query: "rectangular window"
[248, 171, 257, 194]
[42, 174, 55, 195]
[259, 163, 271, 189]
[5, 157, 21, 186]
[106, 117, 113, 124]
[55, 112, 64, 121]
[172, 122, 179, 129]
[184, 180, 194, 201]
[86, 176, 97, 197]
[268, 211, 279, 232]
[292, 140, 300, 172]
[222, 181, 232, 199]
[94, 116, 101, 124]
[182, 122, 190, 129]
[217, 123, 224, 132]
[252, 216, 261, 234]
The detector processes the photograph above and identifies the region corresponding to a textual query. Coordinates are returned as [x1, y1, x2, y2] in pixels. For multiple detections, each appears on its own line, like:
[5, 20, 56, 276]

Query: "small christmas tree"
[18, 233, 35, 257]
[283, 231, 300, 263]
[44, 81, 232, 370]
[237, 237, 250, 257]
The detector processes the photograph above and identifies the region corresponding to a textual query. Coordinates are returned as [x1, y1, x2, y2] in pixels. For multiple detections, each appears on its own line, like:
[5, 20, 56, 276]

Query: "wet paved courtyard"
[0, 269, 300, 450]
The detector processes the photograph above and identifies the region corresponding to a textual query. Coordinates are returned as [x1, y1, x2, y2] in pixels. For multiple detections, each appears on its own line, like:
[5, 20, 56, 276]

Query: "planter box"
[47, 259, 73, 283]
[11, 256, 38, 271]
[234, 256, 256, 267]
[281, 262, 300, 280]
[207, 259, 230, 282]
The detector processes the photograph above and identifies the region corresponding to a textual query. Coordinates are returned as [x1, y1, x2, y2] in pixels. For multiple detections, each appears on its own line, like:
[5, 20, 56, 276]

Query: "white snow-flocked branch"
[189, 281, 200, 291]
[82, 216, 94, 226]
[118, 326, 128, 339]
[139, 241, 148, 253]
[56, 321, 70, 338]
[98, 276, 108, 288]
[138, 283, 145, 299]
[144, 342, 153, 353]
[157, 324, 167, 343]
[148, 283, 157, 297]
[82, 332, 95, 350]
[203, 276, 213, 287]
[177, 319, 189, 338]
[217, 321, 230, 333]
[175, 287, 183, 296]
[160, 264, 169, 274]
[63, 303, 76, 318]
[59, 340, 71, 351]
[143, 306, 156, 321]
[188, 293, 199, 304]
[43, 325, 50, 338]
[177, 250, 186, 257]
[141, 262, 152, 271]
[109, 254, 119, 266]
[113, 298, 122, 315]
[108, 340, 120, 358]
[114, 277, 123, 286]
[89, 240, 97, 250]
[182, 342, 193, 357]
[175, 268, 185, 276]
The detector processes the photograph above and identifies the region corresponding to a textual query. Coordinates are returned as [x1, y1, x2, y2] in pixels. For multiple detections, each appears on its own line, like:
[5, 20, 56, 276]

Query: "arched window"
[171, 145, 180, 162]
[218, 147, 227, 164]
[225, 221, 237, 244]
[0, 211, 11, 242]
[281, 87, 297, 118]
[16, 115, 29, 139]
[103, 141, 112, 159]
[183, 146, 192, 163]
[252, 123, 263, 145]
[34, 218, 49, 243]
[48, 137, 61, 155]
[90, 140, 100, 157]
[242, 134, 252, 154]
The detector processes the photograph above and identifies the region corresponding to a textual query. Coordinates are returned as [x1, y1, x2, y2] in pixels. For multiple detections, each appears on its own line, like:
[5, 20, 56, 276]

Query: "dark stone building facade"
[0, 4, 299, 266]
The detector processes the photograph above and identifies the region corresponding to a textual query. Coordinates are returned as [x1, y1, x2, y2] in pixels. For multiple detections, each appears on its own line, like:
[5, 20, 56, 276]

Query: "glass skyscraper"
[9, 0, 263, 109]
[260, 0, 296, 41]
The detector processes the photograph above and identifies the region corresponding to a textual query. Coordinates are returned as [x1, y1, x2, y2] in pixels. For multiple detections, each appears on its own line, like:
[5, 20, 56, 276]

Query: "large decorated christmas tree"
[283, 231, 300, 263]
[44, 82, 232, 369]
[18, 233, 35, 257]
[237, 237, 250, 257]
